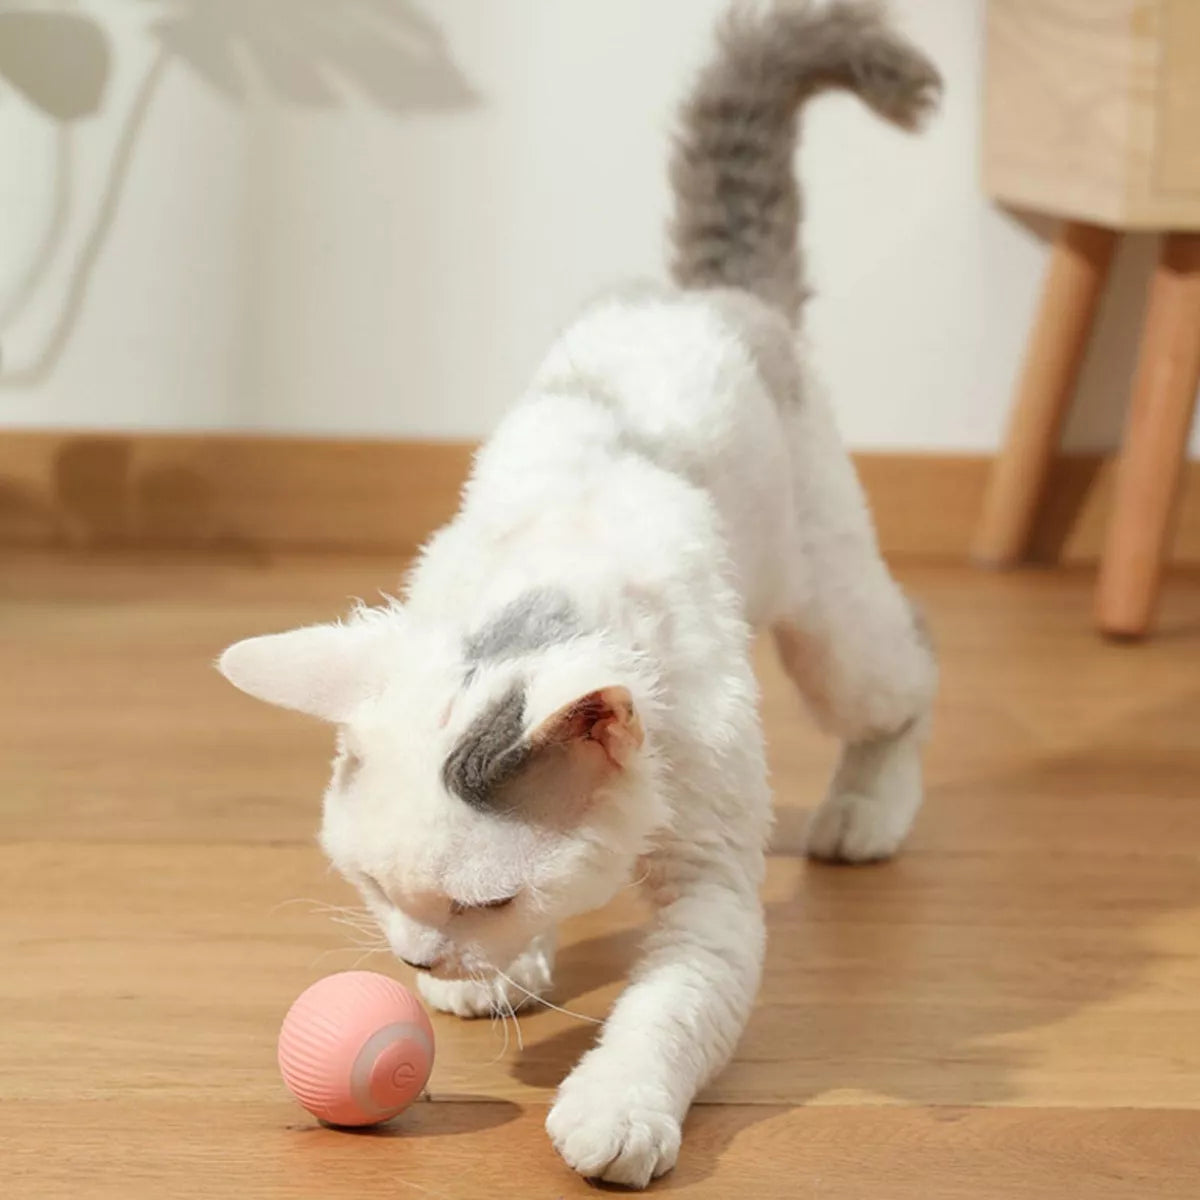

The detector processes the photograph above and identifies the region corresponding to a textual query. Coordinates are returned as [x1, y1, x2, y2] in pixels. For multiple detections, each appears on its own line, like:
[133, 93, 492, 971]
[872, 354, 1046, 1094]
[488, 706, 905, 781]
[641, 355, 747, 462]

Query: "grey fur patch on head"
[466, 587, 581, 666]
[442, 683, 532, 810]
[669, 0, 942, 320]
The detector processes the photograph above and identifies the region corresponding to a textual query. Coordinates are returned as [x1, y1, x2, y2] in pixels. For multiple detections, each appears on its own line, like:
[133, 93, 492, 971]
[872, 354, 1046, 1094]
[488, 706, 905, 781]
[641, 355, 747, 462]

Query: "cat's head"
[218, 603, 663, 978]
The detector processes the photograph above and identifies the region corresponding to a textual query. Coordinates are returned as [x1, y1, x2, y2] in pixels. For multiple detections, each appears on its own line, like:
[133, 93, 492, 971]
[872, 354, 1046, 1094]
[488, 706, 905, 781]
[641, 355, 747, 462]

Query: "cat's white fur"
[220, 287, 935, 1185]
[218, 2, 939, 1187]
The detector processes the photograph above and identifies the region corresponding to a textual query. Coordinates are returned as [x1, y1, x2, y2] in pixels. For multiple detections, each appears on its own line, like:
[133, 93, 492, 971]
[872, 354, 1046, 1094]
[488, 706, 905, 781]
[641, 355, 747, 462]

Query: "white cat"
[219, 1, 940, 1187]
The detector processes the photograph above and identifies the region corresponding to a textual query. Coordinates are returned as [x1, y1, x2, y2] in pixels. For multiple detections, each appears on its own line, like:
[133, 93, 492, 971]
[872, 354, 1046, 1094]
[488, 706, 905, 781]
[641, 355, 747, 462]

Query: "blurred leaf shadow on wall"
[0, 9, 110, 120]
[0, 0, 476, 388]
[146, 0, 477, 111]
[0, 8, 111, 359]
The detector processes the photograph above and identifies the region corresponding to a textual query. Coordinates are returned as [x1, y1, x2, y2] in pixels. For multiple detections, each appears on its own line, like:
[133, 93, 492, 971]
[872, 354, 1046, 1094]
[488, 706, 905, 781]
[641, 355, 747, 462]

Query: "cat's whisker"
[272, 897, 367, 919]
[326, 927, 389, 949]
[309, 944, 366, 968]
[327, 914, 383, 936]
[503, 989, 525, 1052]
[492, 966, 602, 1026]
[483, 975, 512, 1066]
[308, 931, 391, 968]
[327, 904, 375, 917]
[324, 916, 384, 936]
[485, 976, 502, 1033]
[274, 897, 371, 918]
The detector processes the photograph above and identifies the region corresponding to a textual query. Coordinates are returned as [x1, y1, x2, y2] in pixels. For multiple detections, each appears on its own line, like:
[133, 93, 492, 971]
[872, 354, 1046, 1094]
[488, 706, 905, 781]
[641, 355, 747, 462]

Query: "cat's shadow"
[508, 716, 1200, 1190]
[508, 927, 639, 1090]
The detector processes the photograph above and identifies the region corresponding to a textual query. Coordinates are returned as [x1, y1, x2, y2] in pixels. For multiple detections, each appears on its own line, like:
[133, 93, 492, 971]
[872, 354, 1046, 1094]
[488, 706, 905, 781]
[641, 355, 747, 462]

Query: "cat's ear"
[530, 686, 644, 769]
[444, 681, 644, 812]
[217, 622, 389, 722]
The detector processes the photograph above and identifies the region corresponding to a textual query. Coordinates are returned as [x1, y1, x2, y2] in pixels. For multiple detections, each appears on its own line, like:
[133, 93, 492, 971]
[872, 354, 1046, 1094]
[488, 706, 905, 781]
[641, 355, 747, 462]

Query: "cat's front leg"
[417, 930, 556, 1019]
[546, 873, 765, 1188]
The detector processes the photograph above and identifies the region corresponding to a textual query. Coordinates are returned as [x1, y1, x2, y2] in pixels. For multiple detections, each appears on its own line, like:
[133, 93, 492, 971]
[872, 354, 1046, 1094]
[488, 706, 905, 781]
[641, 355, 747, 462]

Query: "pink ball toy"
[277, 971, 435, 1127]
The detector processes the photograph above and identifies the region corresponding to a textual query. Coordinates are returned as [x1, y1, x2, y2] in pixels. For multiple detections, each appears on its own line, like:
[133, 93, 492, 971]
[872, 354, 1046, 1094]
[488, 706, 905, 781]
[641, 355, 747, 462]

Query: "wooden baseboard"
[856, 452, 1200, 566]
[1, 430, 1198, 564]
[0, 432, 475, 558]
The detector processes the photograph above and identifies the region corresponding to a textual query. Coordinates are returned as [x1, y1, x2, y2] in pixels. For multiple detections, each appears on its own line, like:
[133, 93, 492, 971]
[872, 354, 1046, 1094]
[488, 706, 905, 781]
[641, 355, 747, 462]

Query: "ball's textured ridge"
[277, 971, 435, 1126]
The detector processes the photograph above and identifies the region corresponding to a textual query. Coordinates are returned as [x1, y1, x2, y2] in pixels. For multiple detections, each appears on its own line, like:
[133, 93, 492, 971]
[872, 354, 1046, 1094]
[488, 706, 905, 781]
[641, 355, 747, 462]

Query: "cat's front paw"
[415, 974, 500, 1019]
[416, 933, 556, 1019]
[415, 971, 544, 1019]
[546, 1064, 682, 1188]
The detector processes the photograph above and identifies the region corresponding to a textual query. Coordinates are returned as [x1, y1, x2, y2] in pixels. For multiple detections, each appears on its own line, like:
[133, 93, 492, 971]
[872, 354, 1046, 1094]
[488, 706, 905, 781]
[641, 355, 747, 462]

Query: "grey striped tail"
[669, 0, 941, 320]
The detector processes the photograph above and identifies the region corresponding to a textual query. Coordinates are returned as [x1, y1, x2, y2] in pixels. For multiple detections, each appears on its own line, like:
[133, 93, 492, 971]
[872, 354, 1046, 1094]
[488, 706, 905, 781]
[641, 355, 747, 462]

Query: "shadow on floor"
[505, 688, 1200, 1188]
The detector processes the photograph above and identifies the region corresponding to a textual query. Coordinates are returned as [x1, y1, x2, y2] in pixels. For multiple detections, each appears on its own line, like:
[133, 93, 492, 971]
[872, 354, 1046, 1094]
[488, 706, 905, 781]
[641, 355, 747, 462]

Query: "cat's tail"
[668, 0, 940, 321]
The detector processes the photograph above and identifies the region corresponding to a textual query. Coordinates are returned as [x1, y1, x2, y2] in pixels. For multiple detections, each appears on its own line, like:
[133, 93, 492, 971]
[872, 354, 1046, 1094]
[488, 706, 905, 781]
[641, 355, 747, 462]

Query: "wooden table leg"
[1096, 233, 1200, 638]
[972, 221, 1118, 566]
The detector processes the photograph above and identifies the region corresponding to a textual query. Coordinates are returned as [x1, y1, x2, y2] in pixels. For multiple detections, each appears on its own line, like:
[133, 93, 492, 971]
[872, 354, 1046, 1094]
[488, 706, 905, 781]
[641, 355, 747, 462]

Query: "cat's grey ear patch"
[465, 588, 580, 666]
[442, 683, 532, 809]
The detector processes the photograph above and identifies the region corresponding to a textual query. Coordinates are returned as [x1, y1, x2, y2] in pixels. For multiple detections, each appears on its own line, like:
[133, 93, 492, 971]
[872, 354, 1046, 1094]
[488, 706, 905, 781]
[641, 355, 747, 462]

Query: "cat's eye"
[449, 894, 517, 917]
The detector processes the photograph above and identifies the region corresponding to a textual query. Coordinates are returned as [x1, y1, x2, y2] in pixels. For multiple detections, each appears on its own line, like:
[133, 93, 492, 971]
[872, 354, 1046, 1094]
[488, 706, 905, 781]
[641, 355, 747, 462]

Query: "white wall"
[1, 0, 1195, 453]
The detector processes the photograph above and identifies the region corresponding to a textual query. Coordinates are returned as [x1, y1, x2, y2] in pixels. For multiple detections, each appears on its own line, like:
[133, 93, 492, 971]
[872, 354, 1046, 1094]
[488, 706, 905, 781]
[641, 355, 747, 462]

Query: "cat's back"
[414, 286, 799, 627]
[533, 285, 799, 461]
[532, 286, 798, 614]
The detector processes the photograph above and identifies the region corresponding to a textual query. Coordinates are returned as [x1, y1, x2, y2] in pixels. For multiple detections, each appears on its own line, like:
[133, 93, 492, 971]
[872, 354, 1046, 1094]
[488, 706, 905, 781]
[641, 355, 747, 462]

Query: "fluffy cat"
[219, 0, 940, 1187]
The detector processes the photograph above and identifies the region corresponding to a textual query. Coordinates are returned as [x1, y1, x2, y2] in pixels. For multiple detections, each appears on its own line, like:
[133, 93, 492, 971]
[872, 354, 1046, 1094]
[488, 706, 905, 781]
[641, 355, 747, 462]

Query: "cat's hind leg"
[772, 394, 937, 863]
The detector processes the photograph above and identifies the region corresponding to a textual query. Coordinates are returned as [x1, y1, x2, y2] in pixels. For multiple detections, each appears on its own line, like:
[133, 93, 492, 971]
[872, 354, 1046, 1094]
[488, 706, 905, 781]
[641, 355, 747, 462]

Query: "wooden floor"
[4, 550, 1200, 1198]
